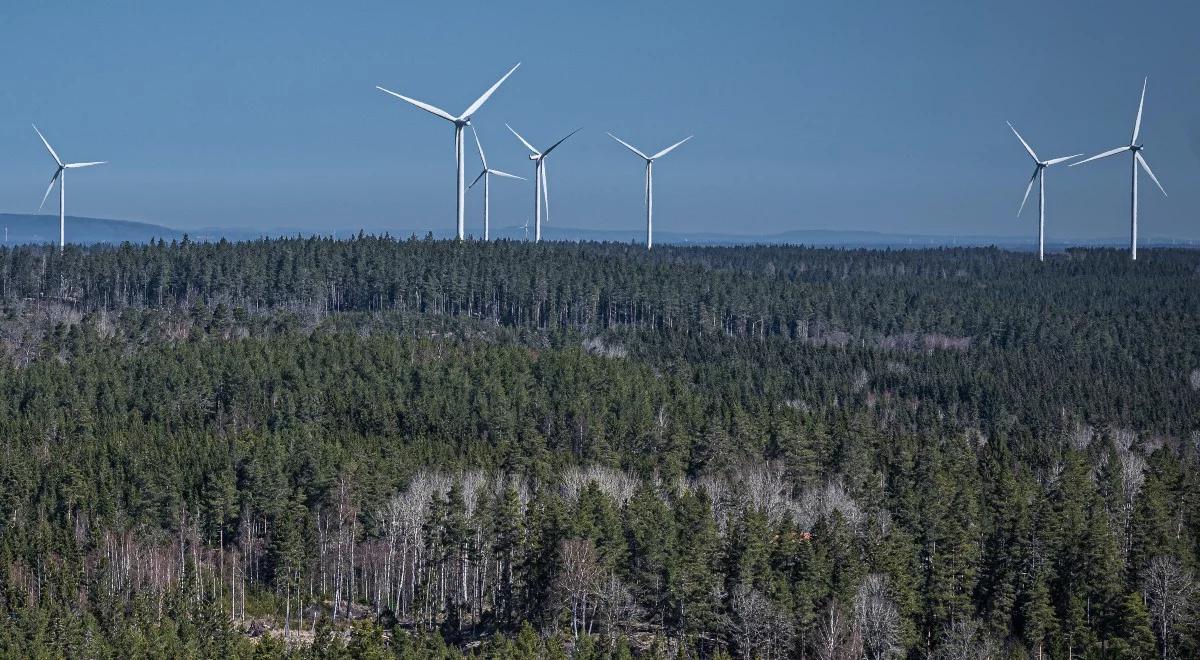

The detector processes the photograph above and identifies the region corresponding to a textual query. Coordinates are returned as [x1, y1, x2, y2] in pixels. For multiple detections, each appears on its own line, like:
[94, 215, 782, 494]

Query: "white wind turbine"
[33, 125, 106, 251]
[376, 63, 520, 240]
[1005, 122, 1080, 261]
[1070, 77, 1167, 260]
[468, 126, 524, 241]
[506, 125, 581, 243]
[606, 133, 692, 250]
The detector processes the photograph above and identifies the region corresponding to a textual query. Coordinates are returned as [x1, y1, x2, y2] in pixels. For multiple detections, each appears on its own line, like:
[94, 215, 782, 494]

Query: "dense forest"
[0, 237, 1197, 659]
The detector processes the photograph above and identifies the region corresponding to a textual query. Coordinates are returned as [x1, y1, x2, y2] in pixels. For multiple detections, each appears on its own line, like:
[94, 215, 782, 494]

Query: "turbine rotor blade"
[542, 127, 582, 157]
[1136, 152, 1167, 196]
[38, 169, 62, 213]
[375, 86, 456, 122]
[459, 62, 521, 120]
[1006, 122, 1038, 162]
[1132, 77, 1147, 144]
[1018, 168, 1037, 217]
[490, 169, 525, 180]
[469, 169, 487, 189]
[32, 125, 63, 166]
[1069, 146, 1130, 167]
[506, 124, 539, 155]
[651, 135, 693, 160]
[606, 132, 649, 160]
[1042, 154, 1083, 166]
[470, 125, 487, 168]
[65, 161, 106, 168]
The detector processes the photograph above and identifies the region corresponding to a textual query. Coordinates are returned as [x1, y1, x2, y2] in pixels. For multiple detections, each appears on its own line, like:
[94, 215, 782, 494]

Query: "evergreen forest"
[0, 237, 1197, 659]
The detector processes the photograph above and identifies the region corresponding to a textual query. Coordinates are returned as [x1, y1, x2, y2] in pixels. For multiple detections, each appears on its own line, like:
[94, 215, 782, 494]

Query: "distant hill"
[488, 225, 992, 247]
[0, 214, 186, 246]
[1, 213, 1196, 250]
[0, 214, 283, 246]
[487, 224, 1200, 250]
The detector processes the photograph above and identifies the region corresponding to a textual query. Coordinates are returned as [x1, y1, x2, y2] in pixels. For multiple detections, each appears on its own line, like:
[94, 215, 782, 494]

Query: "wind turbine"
[506, 124, 581, 242]
[606, 133, 692, 250]
[1005, 122, 1080, 261]
[468, 126, 524, 241]
[33, 125, 106, 251]
[376, 63, 520, 241]
[1070, 77, 1167, 260]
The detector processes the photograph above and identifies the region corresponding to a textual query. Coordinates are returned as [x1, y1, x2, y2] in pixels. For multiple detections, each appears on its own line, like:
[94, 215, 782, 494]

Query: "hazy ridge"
[2, 212, 1197, 249]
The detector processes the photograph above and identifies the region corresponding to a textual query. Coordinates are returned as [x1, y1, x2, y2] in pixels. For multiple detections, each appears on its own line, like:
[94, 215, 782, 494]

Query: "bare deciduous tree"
[459, 470, 486, 517]
[390, 469, 445, 617]
[793, 478, 866, 533]
[561, 465, 639, 506]
[681, 474, 733, 533]
[1119, 451, 1148, 505]
[1143, 556, 1195, 660]
[330, 475, 358, 621]
[1111, 427, 1138, 453]
[854, 574, 902, 660]
[812, 599, 860, 660]
[556, 538, 603, 637]
[1116, 449, 1149, 555]
[730, 584, 794, 660]
[736, 461, 792, 523]
[936, 617, 996, 660]
[1068, 423, 1095, 452]
[594, 572, 641, 648]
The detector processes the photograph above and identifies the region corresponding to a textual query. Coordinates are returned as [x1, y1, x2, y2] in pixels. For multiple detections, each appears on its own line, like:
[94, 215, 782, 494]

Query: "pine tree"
[624, 483, 675, 624]
[1019, 568, 1058, 660]
[491, 483, 525, 629]
[519, 485, 566, 627]
[917, 437, 980, 645]
[514, 621, 541, 659]
[309, 616, 344, 660]
[1106, 591, 1156, 659]
[668, 488, 722, 644]
[1045, 451, 1098, 658]
[347, 621, 390, 660]
[1127, 450, 1189, 585]
[571, 481, 627, 569]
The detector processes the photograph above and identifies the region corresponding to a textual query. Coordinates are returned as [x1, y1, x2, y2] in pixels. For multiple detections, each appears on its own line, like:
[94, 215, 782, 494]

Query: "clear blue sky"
[0, 1, 1197, 239]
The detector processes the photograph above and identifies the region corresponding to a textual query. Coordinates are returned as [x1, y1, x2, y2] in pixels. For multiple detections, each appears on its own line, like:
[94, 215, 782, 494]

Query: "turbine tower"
[1070, 77, 1167, 260]
[376, 63, 520, 240]
[33, 125, 106, 251]
[468, 126, 524, 241]
[1005, 122, 1080, 261]
[606, 133, 692, 250]
[506, 125, 581, 242]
